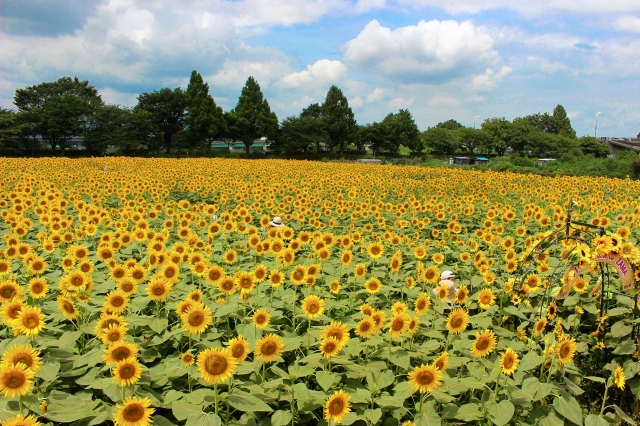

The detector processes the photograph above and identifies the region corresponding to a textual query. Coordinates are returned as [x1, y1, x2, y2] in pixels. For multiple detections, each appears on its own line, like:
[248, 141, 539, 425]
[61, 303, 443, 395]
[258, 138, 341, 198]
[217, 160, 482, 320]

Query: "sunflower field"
[1, 158, 640, 426]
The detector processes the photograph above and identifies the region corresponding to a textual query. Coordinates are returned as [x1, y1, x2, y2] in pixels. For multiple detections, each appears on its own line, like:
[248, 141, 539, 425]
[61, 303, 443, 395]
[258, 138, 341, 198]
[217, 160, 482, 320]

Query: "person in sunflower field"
[260, 216, 284, 233]
[433, 270, 457, 304]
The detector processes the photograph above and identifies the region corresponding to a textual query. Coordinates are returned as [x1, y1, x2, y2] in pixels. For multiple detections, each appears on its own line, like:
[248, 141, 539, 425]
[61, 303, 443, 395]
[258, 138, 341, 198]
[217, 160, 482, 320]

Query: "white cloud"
[208, 56, 291, 87]
[472, 65, 512, 91]
[389, 96, 414, 109]
[398, 0, 640, 15]
[343, 19, 503, 86]
[99, 87, 140, 106]
[350, 96, 364, 108]
[277, 59, 347, 88]
[525, 56, 570, 73]
[568, 111, 581, 119]
[353, 0, 386, 13]
[428, 95, 461, 107]
[291, 95, 315, 109]
[366, 88, 384, 103]
[616, 16, 640, 32]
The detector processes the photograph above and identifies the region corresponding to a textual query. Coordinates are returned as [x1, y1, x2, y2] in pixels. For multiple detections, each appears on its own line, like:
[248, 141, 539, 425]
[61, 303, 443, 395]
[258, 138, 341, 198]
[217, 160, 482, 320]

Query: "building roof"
[476, 157, 489, 161]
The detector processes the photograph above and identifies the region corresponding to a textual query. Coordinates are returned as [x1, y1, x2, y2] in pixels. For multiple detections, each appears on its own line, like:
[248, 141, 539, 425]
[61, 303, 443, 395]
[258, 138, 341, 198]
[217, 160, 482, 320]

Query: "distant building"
[538, 158, 556, 166]
[211, 137, 271, 152]
[452, 156, 471, 165]
[473, 157, 490, 165]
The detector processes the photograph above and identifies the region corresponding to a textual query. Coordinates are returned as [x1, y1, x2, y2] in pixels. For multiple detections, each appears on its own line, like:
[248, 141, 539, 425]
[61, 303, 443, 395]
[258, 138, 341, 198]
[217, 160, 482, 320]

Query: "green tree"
[361, 122, 390, 155]
[184, 70, 225, 156]
[84, 104, 129, 155]
[39, 94, 89, 155]
[435, 119, 463, 131]
[0, 108, 27, 153]
[457, 127, 492, 154]
[135, 88, 186, 154]
[552, 104, 577, 138]
[277, 115, 329, 154]
[13, 76, 102, 154]
[421, 127, 460, 156]
[227, 77, 278, 154]
[579, 136, 610, 158]
[480, 118, 510, 155]
[321, 86, 357, 152]
[300, 103, 327, 152]
[382, 109, 421, 155]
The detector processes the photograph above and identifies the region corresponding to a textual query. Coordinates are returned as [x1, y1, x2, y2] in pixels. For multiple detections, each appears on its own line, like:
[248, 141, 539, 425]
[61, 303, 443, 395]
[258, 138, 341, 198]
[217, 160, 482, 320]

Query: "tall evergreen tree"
[552, 104, 577, 138]
[227, 77, 278, 154]
[321, 86, 357, 152]
[184, 70, 225, 155]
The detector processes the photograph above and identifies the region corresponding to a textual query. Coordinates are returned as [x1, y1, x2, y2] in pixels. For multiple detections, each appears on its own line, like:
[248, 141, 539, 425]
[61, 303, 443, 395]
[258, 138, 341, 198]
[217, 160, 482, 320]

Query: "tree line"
[0, 72, 611, 158]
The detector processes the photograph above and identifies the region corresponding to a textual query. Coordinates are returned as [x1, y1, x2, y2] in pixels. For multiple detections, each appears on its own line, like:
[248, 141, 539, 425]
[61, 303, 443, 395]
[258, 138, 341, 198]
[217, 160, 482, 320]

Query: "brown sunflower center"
[123, 404, 144, 422]
[329, 400, 344, 414]
[476, 337, 490, 350]
[392, 319, 404, 331]
[417, 371, 434, 385]
[204, 354, 228, 375]
[112, 297, 124, 307]
[451, 316, 463, 328]
[261, 342, 277, 356]
[120, 366, 134, 378]
[503, 356, 514, 369]
[189, 312, 204, 326]
[232, 345, 245, 357]
[153, 285, 165, 295]
[2, 287, 15, 298]
[25, 315, 38, 327]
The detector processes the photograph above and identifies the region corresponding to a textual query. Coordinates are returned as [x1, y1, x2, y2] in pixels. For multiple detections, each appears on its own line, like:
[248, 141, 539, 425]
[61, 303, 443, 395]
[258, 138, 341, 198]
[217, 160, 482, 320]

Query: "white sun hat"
[270, 217, 284, 228]
[440, 270, 456, 280]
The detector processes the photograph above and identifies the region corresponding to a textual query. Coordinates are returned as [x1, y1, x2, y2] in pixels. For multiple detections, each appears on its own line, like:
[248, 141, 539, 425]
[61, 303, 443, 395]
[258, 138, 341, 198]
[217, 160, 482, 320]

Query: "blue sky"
[2, 0, 640, 137]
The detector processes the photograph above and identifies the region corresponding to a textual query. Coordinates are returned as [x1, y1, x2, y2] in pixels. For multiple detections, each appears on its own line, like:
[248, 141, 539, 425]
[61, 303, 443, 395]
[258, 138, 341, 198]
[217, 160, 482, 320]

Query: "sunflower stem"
[493, 374, 501, 402]
[121, 386, 125, 401]
[214, 383, 219, 416]
[292, 287, 297, 331]
[600, 381, 610, 416]
[290, 385, 295, 426]
[307, 318, 311, 355]
[18, 397, 23, 416]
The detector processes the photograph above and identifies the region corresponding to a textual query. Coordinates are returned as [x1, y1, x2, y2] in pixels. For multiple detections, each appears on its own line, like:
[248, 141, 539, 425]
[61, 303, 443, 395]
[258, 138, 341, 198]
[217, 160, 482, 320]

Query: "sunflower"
[227, 335, 250, 363]
[100, 323, 128, 345]
[470, 330, 497, 358]
[355, 317, 376, 338]
[103, 341, 139, 365]
[223, 249, 238, 265]
[533, 318, 547, 337]
[557, 337, 577, 365]
[254, 334, 285, 363]
[388, 313, 410, 338]
[0, 362, 34, 398]
[432, 352, 449, 371]
[205, 265, 225, 286]
[112, 357, 142, 387]
[197, 348, 237, 384]
[146, 279, 170, 301]
[371, 310, 386, 332]
[547, 301, 558, 320]
[0, 281, 23, 303]
[408, 316, 419, 334]
[354, 263, 366, 279]
[328, 279, 341, 294]
[113, 396, 154, 426]
[104, 290, 129, 315]
[613, 365, 625, 390]
[321, 322, 350, 348]
[408, 364, 443, 393]
[181, 303, 213, 334]
[269, 270, 284, 288]
[290, 265, 307, 285]
[160, 263, 179, 282]
[500, 348, 519, 376]
[477, 288, 496, 310]
[118, 279, 138, 295]
[1, 344, 42, 372]
[236, 272, 255, 295]
[423, 265, 439, 284]
[320, 337, 342, 359]
[324, 390, 351, 424]
[301, 295, 325, 319]
[364, 278, 382, 294]
[0, 259, 10, 275]
[414, 293, 432, 316]
[253, 264, 268, 282]
[0, 413, 42, 426]
[340, 250, 353, 267]
[1, 297, 24, 324]
[26, 258, 47, 275]
[110, 265, 129, 283]
[13, 305, 45, 337]
[181, 352, 195, 367]
[360, 304, 374, 316]
[573, 277, 588, 293]
[218, 277, 237, 295]
[446, 308, 469, 334]
[455, 285, 469, 305]
[252, 308, 271, 329]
